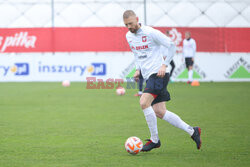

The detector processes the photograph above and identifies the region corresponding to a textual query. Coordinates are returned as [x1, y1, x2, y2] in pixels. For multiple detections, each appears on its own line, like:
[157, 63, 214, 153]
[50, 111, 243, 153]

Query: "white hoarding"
[0, 52, 249, 82]
[0, 53, 134, 82]
[171, 53, 250, 82]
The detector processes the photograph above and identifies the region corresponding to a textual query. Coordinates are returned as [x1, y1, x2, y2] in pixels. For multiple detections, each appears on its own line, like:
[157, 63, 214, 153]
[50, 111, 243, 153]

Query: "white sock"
[143, 106, 159, 143]
[138, 91, 143, 95]
[163, 110, 194, 136]
[188, 70, 193, 82]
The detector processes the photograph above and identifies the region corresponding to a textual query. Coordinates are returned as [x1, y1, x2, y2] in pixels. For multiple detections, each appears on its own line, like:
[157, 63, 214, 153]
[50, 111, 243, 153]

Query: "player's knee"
[155, 110, 165, 119]
[140, 99, 150, 110]
[155, 111, 162, 118]
[152, 107, 162, 119]
[153, 105, 166, 119]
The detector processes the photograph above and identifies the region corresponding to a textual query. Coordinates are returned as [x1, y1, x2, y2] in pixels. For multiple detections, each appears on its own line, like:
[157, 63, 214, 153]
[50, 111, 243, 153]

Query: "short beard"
[130, 24, 140, 33]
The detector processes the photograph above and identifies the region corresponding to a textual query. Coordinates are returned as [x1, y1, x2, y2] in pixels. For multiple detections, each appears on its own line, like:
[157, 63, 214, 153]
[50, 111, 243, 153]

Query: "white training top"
[160, 46, 176, 73]
[183, 38, 196, 58]
[126, 25, 175, 80]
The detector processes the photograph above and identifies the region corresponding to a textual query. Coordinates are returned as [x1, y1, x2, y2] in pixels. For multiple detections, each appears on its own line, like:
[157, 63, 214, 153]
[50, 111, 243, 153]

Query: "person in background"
[183, 31, 196, 84]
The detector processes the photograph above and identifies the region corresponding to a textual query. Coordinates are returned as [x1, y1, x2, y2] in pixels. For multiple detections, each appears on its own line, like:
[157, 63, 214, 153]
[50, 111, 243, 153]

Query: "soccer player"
[183, 31, 196, 84]
[123, 10, 201, 152]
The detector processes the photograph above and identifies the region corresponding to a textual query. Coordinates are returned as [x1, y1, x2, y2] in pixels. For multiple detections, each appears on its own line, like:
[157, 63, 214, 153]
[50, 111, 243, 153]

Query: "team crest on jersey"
[142, 36, 147, 42]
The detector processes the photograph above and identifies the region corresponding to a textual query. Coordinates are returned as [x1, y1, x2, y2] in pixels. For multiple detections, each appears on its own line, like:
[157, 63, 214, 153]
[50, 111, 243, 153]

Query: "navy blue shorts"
[143, 73, 171, 106]
[185, 57, 194, 68]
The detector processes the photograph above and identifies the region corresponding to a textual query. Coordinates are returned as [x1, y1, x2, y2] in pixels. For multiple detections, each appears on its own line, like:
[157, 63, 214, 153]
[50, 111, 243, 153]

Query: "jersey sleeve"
[150, 28, 176, 66]
[134, 58, 140, 70]
[150, 28, 173, 48]
[161, 46, 168, 58]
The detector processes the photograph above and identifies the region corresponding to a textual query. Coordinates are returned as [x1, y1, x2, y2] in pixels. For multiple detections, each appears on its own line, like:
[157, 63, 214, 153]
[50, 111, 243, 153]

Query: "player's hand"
[134, 70, 140, 82]
[192, 58, 194, 61]
[157, 64, 167, 78]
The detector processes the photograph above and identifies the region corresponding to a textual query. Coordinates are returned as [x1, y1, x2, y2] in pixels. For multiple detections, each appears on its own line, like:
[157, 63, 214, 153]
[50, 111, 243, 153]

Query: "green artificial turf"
[0, 82, 249, 167]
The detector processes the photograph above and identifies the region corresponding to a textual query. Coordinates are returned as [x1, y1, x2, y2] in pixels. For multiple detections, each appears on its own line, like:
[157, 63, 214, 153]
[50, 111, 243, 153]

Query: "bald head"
[123, 10, 136, 19]
[123, 10, 140, 33]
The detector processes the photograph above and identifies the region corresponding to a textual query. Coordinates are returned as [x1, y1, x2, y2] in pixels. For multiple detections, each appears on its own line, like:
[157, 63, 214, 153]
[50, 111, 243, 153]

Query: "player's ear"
[136, 17, 139, 22]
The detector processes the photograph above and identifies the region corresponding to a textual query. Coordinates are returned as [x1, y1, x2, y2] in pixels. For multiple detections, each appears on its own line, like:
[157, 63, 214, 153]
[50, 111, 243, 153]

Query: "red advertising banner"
[0, 27, 249, 53]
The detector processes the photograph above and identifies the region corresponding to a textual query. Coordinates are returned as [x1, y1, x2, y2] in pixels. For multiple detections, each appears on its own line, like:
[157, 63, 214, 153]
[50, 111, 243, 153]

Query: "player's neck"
[134, 23, 141, 34]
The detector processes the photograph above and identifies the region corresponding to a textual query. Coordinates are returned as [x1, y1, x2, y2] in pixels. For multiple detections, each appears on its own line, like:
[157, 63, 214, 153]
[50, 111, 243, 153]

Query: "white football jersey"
[160, 45, 176, 73]
[126, 26, 175, 80]
[183, 38, 196, 58]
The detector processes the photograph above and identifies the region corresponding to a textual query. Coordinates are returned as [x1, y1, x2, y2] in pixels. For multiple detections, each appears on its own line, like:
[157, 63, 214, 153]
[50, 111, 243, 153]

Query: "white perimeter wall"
[0, 52, 249, 82]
